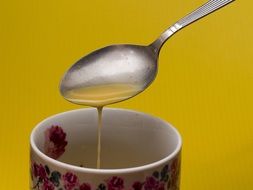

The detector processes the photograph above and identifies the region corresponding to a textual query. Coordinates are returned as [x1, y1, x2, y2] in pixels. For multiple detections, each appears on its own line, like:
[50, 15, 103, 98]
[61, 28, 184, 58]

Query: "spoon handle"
[151, 0, 234, 52]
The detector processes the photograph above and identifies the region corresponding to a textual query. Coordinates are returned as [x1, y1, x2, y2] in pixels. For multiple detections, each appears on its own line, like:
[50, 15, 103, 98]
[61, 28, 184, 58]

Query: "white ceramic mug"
[30, 108, 182, 190]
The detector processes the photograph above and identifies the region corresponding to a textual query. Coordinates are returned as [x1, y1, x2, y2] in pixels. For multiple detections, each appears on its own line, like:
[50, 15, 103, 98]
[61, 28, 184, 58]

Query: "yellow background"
[0, 0, 252, 189]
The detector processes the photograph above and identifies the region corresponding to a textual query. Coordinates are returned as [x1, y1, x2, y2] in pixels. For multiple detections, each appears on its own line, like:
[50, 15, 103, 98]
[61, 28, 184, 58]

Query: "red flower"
[42, 180, 54, 190]
[79, 182, 91, 190]
[63, 172, 79, 190]
[33, 163, 47, 180]
[45, 125, 68, 159]
[143, 176, 165, 190]
[132, 181, 143, 190]
[169, 157, 180, 188]
[144, 176, 159, 190]
[171, 158, 178, 174]
[157, 182, 165, 190]
[107, 176, 124, 190]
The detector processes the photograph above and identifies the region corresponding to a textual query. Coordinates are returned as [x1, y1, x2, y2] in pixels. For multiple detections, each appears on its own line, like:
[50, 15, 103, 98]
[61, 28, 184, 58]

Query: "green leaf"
[153, 171, 159, 179]
[163, 174, 169, 182]
[97, 183, 106, 190]
[50, 171, 61, 186]
[45, 165, 50, 175]
[160, 165, 169, 180]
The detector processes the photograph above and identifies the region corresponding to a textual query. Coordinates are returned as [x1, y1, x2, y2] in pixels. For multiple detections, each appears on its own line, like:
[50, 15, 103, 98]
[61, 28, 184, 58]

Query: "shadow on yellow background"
[0, 0, 252, 189]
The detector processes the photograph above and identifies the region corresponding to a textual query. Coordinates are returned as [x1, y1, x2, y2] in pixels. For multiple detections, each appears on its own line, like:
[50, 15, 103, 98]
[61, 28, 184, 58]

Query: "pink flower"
[144, 176, 159, 190]
[132, 181, 143, 190]
[107, 176, 124, 190]
[170, 157, 179, 176]
[33, 163, 47, 180]
[79, 182, 91, 190]
[143, 176, 165, 190]
[157, 182, 165, 190]
[45, 125, 68, 159]
[42, 180, 54, 190]
[63, 172, 79, 190]
[171, 159, 177, 172]
[169, 157, 180, 188]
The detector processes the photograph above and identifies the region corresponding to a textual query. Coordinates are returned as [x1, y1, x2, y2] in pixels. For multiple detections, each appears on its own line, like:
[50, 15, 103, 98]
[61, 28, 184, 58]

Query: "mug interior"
[31, 108, 180, 169]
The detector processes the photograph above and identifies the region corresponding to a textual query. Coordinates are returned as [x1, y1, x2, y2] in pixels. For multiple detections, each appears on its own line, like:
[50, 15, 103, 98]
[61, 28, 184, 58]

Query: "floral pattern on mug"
[31, 162, 61, 190]
[143, 176, 165, 190]
[106, 176, 124, 190]
[44, 125, 68, 159]
[31, 156, 180, 190]
[63, 172, 79, 190]
[79, 183, 92, 190]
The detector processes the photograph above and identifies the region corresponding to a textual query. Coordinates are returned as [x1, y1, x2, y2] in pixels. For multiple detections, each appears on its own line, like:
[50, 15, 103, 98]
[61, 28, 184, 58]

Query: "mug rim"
[30, 108, 182, 174]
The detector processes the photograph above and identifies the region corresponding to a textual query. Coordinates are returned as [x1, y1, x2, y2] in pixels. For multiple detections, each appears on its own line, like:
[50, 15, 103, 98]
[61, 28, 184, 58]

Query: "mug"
[30, 108, 182, 190]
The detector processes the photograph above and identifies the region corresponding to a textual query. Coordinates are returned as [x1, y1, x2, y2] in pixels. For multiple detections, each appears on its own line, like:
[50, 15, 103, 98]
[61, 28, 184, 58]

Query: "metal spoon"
[60, 0, 234, 106]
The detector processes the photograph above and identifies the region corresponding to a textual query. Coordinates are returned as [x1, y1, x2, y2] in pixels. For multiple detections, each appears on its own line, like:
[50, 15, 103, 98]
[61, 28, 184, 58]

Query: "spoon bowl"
[60, 45, 158, 105]
[60, 45, 157, 96]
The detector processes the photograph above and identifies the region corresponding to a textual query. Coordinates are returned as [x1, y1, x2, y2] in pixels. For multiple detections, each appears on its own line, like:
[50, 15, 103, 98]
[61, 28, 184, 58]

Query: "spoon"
[60, 0, 234, 106]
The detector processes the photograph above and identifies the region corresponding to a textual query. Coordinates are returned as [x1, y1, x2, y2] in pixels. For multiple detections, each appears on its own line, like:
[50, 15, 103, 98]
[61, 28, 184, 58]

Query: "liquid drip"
[97, 107, 103, 169]
[63, 83, 142, 169]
